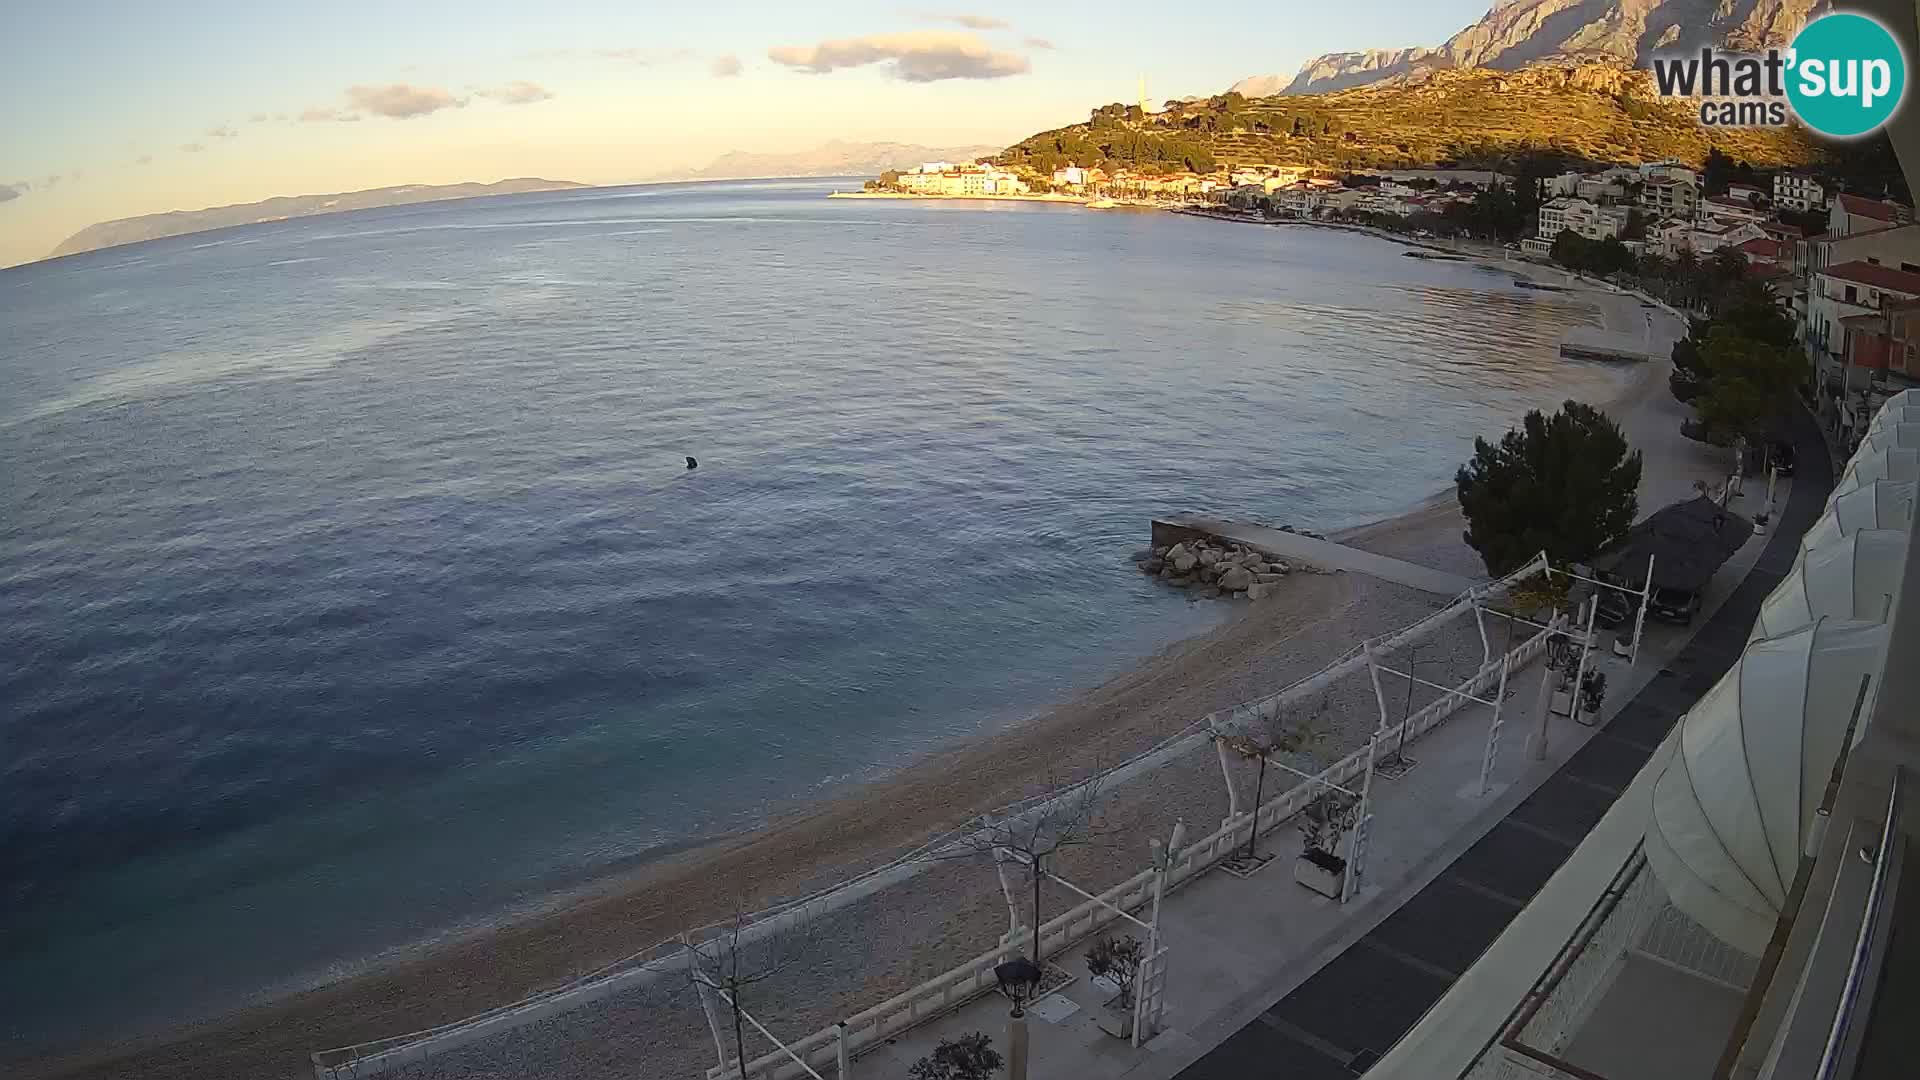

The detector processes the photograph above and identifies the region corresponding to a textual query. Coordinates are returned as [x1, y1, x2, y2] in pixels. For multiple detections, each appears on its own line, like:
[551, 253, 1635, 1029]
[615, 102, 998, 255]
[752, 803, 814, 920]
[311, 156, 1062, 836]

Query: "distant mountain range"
[49, 178, 589, 259]
[662, 140, 1005, 181]
[1232, 0, 1822, 95]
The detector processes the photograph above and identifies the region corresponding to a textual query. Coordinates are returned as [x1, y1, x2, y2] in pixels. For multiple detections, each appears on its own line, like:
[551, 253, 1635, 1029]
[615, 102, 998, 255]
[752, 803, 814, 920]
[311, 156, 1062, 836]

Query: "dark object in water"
[686, 456, 698, 470]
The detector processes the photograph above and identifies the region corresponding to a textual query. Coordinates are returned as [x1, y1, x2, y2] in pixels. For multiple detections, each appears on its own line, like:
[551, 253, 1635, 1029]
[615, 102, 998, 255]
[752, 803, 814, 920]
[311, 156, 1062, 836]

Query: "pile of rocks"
[1137, 539, 1291, 600]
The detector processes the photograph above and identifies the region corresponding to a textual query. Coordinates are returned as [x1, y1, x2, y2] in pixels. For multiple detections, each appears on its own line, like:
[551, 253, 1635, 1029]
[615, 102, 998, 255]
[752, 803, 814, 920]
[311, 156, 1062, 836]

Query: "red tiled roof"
[1838, 193, 1906, 221]
[1822, 260, 1920, 294]
[1736, 238, 1784, 259]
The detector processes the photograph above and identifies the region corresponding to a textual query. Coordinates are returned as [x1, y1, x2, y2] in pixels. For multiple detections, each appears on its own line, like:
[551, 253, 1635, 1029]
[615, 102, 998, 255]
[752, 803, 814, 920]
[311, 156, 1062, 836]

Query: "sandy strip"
[21, 270, 1690, 1080]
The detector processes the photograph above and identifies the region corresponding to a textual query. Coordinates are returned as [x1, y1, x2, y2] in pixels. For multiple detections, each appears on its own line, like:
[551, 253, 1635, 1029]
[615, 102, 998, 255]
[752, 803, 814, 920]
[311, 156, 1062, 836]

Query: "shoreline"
[20, 227, 1682, 1080]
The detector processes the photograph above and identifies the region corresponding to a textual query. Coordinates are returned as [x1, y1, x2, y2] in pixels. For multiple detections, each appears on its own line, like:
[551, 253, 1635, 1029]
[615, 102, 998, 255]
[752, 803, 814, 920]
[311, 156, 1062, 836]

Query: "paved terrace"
[1163, 408, 1829, 1080]
[1151, 518, 1479, 597]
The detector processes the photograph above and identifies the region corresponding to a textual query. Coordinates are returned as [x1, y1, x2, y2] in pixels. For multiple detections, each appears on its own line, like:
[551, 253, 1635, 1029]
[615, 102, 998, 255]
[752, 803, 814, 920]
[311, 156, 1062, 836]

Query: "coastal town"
[858, 155, 1920, 453]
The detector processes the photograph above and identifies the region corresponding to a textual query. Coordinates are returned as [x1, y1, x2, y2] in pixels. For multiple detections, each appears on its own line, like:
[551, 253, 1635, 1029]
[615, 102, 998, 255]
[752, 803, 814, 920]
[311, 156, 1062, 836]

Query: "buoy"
[685, 456, 698, 470]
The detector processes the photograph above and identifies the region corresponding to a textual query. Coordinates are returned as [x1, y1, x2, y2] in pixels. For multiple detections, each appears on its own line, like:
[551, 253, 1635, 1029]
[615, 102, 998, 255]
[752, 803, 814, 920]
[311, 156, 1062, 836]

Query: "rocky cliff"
[1235, 0, 1824, 95]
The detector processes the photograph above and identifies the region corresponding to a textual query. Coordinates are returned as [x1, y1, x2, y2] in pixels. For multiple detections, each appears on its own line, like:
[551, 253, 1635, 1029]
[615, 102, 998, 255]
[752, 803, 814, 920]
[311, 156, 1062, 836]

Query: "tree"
[911, 1033, 1004, 1080]
[1694, 326, 1801, 441]
[943, 779, 1107, 966]
[686, 905, 821, 1080]
[1212, 696, 1327, 861]
[1455, 401, 1644, 575]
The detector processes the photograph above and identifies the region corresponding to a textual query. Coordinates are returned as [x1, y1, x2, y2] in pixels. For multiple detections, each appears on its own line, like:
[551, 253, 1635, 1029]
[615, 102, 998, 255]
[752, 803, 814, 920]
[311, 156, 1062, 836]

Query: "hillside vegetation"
[997, 64, 1818, 176]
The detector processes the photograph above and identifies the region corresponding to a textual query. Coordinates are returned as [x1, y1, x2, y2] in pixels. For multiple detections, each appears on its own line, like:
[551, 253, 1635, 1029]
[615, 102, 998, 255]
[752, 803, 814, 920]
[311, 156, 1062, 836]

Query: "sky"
[0, 1, 1497, 267]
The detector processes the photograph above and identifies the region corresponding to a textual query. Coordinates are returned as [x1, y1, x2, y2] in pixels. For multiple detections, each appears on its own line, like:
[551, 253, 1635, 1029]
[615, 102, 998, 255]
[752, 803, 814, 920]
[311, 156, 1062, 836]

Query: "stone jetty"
[1136, 536, 1293, 600]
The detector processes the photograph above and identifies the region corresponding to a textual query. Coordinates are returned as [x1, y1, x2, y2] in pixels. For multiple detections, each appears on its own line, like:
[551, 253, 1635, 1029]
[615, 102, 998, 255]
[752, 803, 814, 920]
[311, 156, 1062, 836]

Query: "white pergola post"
[1477, 653, 1512, 796]
[836, 1023, 851, 1080]
[1365, 641, 1391, 737]
[1569, 597, 1599, 725]
[1529, 610, 1561, 761]
[1630, 554, 1655, 672]
[1342, 732, 1380, 905]
[992, 849, 1022, 939]
[1472, 593, 1492, 666]
[1214, 735, 1242, 822]
[687, 934, 733, 1069]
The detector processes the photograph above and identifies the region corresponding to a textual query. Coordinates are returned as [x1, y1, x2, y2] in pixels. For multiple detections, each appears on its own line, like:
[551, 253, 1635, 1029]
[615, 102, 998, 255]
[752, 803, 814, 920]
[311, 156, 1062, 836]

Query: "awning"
[1645, 620, 1891, 953]
[1800, 480, 1916, 556]
[1830, 446, 1920, 502]
[1752, 530, 1909, 640]
[1596, 496, 1753, 593]
[1858, 421, 1920, 456]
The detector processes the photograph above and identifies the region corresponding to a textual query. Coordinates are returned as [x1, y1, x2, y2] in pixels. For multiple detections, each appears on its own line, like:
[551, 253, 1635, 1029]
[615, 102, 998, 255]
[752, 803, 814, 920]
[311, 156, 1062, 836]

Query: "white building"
[1701, 194, 1769, 226]
[1831, 192, 1913, 238]
[1774, 172, 1827, 212]
[1641, 176, 1699, 220]
[1538, 197, 1628, 242]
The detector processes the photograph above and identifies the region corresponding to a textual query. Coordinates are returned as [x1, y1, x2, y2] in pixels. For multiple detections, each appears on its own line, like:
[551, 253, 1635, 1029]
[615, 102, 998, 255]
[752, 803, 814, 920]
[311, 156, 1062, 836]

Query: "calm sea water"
[0, 179, 1619, 1051]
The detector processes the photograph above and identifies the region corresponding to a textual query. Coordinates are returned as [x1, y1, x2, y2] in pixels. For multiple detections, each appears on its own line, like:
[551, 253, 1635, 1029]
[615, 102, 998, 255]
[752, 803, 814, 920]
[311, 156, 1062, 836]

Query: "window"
[1847, 285, 1859, 303]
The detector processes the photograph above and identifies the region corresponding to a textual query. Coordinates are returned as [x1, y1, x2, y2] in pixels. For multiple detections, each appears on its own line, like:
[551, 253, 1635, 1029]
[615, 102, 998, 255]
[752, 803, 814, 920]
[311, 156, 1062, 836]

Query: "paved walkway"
[1162, 408, 1828, 1080]
[1154, 518, 1479, 597]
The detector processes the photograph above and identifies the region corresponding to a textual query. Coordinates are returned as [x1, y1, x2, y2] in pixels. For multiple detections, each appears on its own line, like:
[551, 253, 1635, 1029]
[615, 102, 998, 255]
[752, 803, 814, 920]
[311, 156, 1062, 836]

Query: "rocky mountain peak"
[1236, 0, 1823, 96]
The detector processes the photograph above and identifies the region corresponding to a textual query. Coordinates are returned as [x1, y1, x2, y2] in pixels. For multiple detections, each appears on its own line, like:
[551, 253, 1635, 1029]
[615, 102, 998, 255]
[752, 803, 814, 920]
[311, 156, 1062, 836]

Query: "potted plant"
[1294, 790, 1358, 899]
[1580, 670, 1608, 719]
[1083, 935, 1145, 1038]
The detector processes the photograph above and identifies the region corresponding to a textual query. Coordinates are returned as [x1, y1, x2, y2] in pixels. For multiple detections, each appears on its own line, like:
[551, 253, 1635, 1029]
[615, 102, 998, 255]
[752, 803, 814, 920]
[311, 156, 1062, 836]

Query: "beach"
[15, 236, 1701, 1080]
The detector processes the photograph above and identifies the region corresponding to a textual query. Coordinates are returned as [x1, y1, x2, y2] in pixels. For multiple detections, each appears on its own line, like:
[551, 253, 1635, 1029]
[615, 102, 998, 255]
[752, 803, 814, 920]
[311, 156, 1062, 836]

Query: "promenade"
[854, 411, 1812, 1080]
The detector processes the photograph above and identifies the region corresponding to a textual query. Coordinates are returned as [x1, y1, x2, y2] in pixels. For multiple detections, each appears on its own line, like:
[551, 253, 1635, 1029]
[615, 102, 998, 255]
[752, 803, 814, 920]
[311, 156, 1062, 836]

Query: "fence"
[315, 558, 1554, 1080]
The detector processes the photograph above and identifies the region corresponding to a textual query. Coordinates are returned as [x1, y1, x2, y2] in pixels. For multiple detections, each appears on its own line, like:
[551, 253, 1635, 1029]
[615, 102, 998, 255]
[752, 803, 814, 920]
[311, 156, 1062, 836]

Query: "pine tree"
[1455, 402, 1643, 576]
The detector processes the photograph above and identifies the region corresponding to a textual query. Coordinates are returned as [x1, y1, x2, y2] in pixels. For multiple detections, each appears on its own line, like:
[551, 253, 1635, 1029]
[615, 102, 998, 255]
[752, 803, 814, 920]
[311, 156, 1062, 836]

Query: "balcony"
[1466, 848, 1760, 1080]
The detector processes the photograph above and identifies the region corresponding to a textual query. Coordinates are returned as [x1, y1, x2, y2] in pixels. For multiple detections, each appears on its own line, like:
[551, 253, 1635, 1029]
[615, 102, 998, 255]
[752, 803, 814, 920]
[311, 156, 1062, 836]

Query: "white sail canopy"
[1753, 530, 1909, 640]
[1801, 481, 1916, 557]
[1830, 447, 1920, 503]
[1645, 620, 1891, 953]
[1857, 422, 1920, 456]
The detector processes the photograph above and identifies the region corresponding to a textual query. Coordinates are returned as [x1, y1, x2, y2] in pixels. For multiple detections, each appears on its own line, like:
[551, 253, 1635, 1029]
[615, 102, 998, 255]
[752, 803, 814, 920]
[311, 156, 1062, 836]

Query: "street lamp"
[994, 958, 1043, 1080]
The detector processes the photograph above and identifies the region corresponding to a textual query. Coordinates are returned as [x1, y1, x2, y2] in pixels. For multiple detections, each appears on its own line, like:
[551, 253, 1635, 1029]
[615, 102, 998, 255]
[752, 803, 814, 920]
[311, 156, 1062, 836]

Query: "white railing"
[1464, 848, 1760, 1080]
[315, 560, 1554, 1080]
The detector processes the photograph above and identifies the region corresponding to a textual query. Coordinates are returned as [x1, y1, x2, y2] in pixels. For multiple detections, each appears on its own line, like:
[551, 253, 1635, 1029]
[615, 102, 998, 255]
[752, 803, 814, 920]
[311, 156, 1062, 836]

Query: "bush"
[1085, 935, 1146, 1008]
[909, 1033, 1003, 1080]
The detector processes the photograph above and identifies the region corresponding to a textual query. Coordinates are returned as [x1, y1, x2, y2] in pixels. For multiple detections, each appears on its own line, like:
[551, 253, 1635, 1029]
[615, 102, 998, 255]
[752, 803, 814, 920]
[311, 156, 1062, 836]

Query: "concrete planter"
[1295, 849, 1347, 899]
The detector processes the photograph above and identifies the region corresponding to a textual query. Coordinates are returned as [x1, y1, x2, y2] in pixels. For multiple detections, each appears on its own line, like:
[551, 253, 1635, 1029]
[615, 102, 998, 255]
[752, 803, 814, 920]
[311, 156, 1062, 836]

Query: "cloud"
[299, 107, 364, 122]
[136, 155, 152, 166]
[478, 80, 553, 104]
[590, 47, 694, 65]
[207, 124, 238, 138]
[0, 182, 24, 203]
[344, 83, 465, 119]
[1024, 36, 1056, 49]
[180, 142, 206, 153]
[43, 173, 62, 188]
[768, 31, 1030, 81]
[249, 113, 271, 122]
[920, 12, 1007, 29]
[711, 54, 743, 77]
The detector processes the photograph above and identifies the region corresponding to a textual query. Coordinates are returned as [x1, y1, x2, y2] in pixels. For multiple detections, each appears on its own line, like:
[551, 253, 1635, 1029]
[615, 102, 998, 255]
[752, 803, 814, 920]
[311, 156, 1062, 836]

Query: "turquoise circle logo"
[1787, 13, 1906, 138]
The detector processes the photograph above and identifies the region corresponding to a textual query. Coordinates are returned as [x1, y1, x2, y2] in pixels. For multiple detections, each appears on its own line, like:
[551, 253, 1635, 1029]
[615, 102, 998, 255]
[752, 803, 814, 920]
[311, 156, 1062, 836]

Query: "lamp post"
[995, 958, 1043, 1080]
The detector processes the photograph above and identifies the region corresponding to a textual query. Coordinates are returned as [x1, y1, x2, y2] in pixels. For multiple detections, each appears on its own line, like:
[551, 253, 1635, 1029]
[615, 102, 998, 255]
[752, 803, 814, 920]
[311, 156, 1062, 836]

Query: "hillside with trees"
[996, 64, 1817, 176]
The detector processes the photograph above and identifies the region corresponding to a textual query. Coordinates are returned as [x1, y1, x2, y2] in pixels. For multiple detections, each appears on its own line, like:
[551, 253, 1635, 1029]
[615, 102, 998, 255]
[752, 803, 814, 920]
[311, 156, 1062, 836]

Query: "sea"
[0, 178, 1623, 1054]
